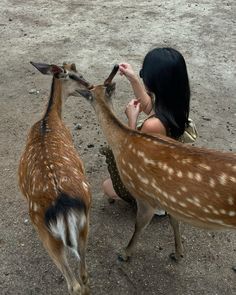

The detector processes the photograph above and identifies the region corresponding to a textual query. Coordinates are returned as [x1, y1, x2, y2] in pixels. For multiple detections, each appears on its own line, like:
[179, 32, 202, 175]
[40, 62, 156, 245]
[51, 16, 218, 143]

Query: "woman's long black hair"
[140, 47, 190, 139]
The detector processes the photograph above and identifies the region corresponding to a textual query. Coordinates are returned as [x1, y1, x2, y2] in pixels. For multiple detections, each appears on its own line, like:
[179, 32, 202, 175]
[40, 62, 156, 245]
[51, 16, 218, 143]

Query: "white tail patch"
[49, 215, 66, 245]
[49, 210, 86, 260]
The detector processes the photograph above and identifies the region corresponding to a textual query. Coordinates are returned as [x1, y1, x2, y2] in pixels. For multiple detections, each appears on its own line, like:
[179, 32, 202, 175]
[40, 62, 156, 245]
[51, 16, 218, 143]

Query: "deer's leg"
[118, 199, 155, 262]
[77, 219, 89, 289]
[168, 215, 184, 261]
[37, 227, 82, 295]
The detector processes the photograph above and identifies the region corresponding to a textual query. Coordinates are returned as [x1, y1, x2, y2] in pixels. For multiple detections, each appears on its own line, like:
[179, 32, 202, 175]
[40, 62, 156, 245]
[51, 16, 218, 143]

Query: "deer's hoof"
[69, 283, 82, 295]
[117, 250, 130, 262]
[169, 252, 183, 262]
[82, 284, 90, 295]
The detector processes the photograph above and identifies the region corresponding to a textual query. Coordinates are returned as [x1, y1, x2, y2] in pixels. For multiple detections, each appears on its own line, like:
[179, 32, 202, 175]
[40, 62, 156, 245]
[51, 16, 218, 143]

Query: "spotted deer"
[76, 65, 236, 263]
[18, 62, 92, 295]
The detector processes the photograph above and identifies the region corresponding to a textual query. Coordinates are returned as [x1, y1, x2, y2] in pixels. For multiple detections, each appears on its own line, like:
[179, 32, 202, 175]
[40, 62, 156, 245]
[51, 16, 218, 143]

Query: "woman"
[101, 47, 197, 213]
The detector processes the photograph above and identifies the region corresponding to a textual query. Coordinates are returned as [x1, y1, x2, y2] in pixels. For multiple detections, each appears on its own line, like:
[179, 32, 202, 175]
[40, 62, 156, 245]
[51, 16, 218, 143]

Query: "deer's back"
[19, 119, 91, 210]
[115, 133, 236, 229]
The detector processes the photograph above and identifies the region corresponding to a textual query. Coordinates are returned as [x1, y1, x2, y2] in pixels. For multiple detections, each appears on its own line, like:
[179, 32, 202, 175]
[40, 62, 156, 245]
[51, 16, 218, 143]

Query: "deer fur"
[18, 62, 92, 295]
[76, 66, 236, 263]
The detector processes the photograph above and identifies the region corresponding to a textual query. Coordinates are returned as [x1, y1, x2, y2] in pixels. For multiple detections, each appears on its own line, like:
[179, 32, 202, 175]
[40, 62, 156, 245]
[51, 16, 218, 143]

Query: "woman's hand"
[125, 99, 141, 129]
[119, 63, 137, 82]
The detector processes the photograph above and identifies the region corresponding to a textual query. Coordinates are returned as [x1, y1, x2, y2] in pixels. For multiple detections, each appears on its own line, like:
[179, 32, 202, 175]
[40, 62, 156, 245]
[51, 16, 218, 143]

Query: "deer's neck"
[40, 78, 63, 135]
[94, 100, 128, 153]
[44, 78, 63, 119]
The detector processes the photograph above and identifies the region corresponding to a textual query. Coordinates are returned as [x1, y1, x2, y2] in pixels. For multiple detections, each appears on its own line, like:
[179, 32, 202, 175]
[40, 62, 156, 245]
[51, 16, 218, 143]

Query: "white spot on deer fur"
[215, 192, 220, 197]
[213, 209, 220, 215]
[137, 173, 149, 185]
[188, 172, 193, 179]
[137, 151, 145, 158]
[218, 173, 227, 185]
[203, 208, 210, 213]
[181, 186, 187, 192]
[132, 148, 136, 154]
[195, 173, 202, 182]
[228, 211, 236, 217]
[121, 169, 132, 180]
[179, 202, 187, 208]
[128, 163, 133, 170]
[209, 178, 215, 188]
[230, 176, 236, 183]
[182, 158, 192, 164]
[228, 197, 234, 205]
[186, 197, 199, 207]
[163, 163, 168, 171]
[193, 197, 200, 203]
[168, 168, 174, 175]
[82, 181, 88, 191]
[50, 164, 54, 169]
[219, 209, 226, 214]
[128, 144, 133, 149]
[170, 196, 176, 203]
[162, 191, 169, 199]
[62, 156, 70, 162]
[29, 201, 33, 209]
[145, 137, 152, 142]
[144, 158, 156, 165]
[33, 202, 39, 212]
[177, 170, 183, 178]
[158, 162, 164, 169]
[198, 163, 211, 171]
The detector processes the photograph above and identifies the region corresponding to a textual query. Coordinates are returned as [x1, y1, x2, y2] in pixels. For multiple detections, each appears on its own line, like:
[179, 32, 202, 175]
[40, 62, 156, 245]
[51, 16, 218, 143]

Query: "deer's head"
[30, 62, 93, 98]
[77, 65, 119, 108]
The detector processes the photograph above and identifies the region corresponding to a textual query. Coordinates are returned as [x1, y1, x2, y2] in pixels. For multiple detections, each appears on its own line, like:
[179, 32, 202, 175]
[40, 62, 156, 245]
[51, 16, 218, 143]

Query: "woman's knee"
[102, 178, 117, 198]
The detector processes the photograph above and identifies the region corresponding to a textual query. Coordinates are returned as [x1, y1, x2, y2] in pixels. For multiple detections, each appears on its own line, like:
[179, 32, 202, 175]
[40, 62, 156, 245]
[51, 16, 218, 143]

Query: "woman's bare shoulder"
[140, 116, 167, 136]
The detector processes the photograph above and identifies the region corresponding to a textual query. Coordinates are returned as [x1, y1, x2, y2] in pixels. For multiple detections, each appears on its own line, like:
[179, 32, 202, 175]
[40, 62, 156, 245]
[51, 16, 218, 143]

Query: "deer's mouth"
[69, 73, 94, 89]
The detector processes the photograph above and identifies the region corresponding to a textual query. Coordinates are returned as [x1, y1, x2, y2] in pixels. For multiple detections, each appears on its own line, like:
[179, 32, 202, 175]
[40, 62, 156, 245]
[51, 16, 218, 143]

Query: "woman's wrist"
[129, 74, 140, 85]
[128, 118, 137, 129]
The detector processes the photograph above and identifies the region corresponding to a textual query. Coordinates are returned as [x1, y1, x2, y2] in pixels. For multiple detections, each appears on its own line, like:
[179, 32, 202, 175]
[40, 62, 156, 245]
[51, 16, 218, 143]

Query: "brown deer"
[76, 65, 236, 263]
[18, 62, 92, 295]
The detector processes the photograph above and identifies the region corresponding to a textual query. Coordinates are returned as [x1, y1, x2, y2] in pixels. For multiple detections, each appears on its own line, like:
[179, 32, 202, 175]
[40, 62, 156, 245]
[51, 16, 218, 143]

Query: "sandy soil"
[0, 0, 236, 294]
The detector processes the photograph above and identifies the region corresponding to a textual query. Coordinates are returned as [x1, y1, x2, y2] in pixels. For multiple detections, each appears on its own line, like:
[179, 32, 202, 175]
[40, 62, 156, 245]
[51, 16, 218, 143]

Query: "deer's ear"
[105, 82, 116, 97]
[78, 89, 92, 100]
[30, 62, 63, 75]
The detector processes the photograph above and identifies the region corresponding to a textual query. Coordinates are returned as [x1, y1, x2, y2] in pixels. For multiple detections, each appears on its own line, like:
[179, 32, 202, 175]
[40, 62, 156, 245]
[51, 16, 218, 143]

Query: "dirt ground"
[0, 0, 236, 294]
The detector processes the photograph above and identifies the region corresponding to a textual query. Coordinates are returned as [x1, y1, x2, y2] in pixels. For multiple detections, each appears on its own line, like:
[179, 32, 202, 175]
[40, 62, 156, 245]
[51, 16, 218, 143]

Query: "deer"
[75, 65, 236, 264]
[18, 62, 93, 295]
